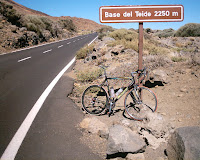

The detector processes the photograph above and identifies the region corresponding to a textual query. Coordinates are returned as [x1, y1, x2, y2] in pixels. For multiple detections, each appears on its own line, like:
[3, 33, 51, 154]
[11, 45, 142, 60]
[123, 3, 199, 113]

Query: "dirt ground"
[68, 37, 200, 160]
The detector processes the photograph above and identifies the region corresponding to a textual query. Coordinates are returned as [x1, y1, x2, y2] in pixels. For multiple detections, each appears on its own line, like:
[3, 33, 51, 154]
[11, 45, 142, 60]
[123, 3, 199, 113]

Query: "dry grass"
[76, 44, 95, 59]
[76, 66, 103, 82]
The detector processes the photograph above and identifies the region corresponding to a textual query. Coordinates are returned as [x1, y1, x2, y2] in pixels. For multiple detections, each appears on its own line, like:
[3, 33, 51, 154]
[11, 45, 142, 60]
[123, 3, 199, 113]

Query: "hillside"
[0, 0, 104, 54]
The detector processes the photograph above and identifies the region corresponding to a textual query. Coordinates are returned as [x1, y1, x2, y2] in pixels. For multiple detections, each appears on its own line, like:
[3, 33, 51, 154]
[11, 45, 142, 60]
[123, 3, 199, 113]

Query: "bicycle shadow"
[144, 80, 164, 88]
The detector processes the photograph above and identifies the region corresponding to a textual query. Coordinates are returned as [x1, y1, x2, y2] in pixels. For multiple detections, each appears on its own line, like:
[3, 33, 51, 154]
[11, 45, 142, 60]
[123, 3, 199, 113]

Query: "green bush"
[59, 18, 76, 32]
[26, 23, 37, 32]
[171, 56, 186, 62]
[175, 23, 200, 37]
[145, 28, 153, 33]
[98, 33, 107, 40]
[156, 28, 175, 38]
[22, 15, 45, 34]
[98, 26, 114, 33]
[76, 44, 94, 59]
[0, 1, 21, 26]
[109, 29, 138, 41]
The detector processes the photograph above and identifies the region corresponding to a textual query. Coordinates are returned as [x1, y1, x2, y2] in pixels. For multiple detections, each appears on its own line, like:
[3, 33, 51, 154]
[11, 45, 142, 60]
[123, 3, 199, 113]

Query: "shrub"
[0, 1, 21, 26]
[76, 67, 103, 82]
[98, 26, 114, 33]
[156, 28, 175, 38]
[145, 28, 153, 33]
[98, 32, 107, 40]
[175, 23, 200, 37]
[171, 56, 186, 62]
[59, 18, 76, 32]
[144, 40, 169, 55]
[76, 44, 94, 59]
[26, 23, 37, 32]
[109, 29, 138, 41]
[22, 15, 46, 34]
[108, 29, 138, 50]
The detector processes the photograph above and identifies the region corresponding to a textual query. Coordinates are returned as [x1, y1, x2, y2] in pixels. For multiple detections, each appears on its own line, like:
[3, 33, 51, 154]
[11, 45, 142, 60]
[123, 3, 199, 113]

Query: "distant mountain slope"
[3, 0, 103, 31]
[4, 0, 50, 16]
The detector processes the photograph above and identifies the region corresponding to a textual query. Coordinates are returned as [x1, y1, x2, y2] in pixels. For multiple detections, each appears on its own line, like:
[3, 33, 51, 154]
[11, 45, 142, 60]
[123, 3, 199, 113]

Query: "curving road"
[0, 33, 102, 159]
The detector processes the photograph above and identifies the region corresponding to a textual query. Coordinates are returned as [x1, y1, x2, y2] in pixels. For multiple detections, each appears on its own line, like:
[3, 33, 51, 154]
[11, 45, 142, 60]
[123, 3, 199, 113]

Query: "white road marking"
[17, 57, 31, 63]
[1, 57, 76, 160]
[73, 40, 76, 42]
[67, 42, 71, 44]
[88, 36, 98, 46]
[43, 49, 52, 54]
[58, 45, 63, 48]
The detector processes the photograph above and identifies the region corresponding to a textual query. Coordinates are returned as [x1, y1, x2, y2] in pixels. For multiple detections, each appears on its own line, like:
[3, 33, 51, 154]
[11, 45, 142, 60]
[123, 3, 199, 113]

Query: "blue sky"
[14, 0, 200, 30]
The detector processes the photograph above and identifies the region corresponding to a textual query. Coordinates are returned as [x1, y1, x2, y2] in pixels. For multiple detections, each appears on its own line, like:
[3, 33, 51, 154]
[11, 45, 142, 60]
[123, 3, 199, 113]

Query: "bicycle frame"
[98, 76, 135, 103]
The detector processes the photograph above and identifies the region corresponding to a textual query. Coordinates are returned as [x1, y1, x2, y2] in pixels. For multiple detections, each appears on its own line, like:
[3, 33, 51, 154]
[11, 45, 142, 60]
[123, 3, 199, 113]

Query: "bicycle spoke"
[82, 85, 108, 115]
[125, 87, 157, 120]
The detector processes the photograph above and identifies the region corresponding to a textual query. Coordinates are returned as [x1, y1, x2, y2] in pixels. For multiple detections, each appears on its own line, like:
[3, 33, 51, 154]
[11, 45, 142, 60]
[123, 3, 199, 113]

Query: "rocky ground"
[68, 35, 200, 160]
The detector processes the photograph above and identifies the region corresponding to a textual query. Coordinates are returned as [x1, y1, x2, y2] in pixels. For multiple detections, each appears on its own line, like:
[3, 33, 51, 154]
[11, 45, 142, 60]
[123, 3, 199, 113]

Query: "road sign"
[100, 5, 184, 23]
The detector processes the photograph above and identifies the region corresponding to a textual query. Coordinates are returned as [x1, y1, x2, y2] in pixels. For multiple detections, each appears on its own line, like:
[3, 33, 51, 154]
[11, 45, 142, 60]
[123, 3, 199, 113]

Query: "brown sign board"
[100, 5, 184, 23]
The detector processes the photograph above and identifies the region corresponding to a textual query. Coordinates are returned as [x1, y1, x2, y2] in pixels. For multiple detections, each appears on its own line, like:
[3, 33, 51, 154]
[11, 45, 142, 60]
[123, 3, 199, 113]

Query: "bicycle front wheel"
[82, 85, 108, 115]
[124, 86, 157, 121]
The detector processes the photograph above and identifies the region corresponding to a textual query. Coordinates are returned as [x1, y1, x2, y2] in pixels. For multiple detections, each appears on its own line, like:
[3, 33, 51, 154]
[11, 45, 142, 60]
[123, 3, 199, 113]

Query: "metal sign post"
[138, 22, 143, 85]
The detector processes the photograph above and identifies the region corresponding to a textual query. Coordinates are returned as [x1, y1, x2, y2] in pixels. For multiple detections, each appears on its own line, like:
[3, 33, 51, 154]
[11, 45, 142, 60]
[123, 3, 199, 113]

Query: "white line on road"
[88, 36, 98, 46]
[67, 42, 71, 44]
[1, 57, 76, 160]
[58, 45, 63, 48]
[43, 49, 52, 54]
[73, 40, 76, 42]
[17, 57, 31, 63]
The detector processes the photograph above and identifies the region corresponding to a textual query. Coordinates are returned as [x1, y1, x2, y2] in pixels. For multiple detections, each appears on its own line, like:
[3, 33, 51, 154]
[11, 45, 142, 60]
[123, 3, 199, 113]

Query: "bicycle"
[81, 66, 157, 121]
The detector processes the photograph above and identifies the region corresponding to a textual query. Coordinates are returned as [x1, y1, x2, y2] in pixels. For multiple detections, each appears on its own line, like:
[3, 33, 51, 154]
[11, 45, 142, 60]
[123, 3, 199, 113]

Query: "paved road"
[0, 33, 102, 159]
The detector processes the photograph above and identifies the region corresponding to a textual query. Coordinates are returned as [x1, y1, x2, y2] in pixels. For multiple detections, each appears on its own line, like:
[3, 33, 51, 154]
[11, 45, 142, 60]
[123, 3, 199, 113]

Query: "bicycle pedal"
[108, 111, 114, 117]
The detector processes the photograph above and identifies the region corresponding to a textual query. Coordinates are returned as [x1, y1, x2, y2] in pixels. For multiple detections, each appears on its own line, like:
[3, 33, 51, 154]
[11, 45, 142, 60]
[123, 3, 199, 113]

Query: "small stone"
[178, 94, 183, 97]
[161, 112, 167, 116]
[180, 88, 187, 93]
[126, 153, 145, 160]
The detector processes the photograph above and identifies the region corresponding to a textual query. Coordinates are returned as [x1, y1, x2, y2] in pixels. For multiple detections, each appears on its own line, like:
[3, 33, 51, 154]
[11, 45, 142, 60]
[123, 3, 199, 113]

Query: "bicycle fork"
[108, 99, 115, 116]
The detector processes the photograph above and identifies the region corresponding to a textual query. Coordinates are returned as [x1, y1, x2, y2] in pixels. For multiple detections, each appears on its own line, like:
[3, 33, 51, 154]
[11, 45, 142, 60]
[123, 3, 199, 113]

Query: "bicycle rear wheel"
[82, 85, 108, 115]
[124, 86, 157, 121]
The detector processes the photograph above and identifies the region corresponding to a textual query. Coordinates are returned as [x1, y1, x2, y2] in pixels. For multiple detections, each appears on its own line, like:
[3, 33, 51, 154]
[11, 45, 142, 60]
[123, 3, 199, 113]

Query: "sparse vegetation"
[76, 44, 95, 59]
[98, 26, 114, 33]
[76, 67, 103, 82]
[156, 28, 175, 38]
[0, 1, 21, 26]
[59, 18, 77, 32]
[108, 28, 170, 55]
[175, 23, 200, 37]
[171, 56, 187, 62]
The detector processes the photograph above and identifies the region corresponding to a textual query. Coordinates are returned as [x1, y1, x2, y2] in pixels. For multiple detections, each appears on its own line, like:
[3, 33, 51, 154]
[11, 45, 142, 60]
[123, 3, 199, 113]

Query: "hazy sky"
[14, 0, 200, 30]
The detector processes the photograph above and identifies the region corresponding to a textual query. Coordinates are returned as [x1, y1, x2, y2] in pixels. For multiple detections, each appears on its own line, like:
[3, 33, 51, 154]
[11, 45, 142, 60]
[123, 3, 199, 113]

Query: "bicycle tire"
[82, 85, 108, 115]
[124, 86, 157, 121]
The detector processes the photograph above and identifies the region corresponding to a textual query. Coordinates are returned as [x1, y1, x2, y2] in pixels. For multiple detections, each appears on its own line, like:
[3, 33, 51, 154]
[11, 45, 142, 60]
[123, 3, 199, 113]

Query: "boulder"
[126, 153, 145, 160]
[166, 126, 200, 160]
[80, 117, 109, 138]
[107, 125, 146, 155]
[150, 69, 168, 84]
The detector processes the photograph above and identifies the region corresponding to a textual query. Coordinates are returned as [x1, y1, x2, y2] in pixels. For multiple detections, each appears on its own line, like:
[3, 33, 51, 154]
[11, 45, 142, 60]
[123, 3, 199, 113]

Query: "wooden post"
[138, 22, 143, 86]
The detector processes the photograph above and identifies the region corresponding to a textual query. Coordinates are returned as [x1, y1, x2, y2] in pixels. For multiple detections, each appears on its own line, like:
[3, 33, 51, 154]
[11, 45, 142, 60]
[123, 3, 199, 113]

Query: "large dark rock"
[166, 126, 200, 160]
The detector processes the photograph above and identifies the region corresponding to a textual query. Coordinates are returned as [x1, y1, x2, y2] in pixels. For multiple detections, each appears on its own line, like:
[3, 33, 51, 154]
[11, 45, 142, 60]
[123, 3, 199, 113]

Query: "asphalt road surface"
[0, 33, 102, 160]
